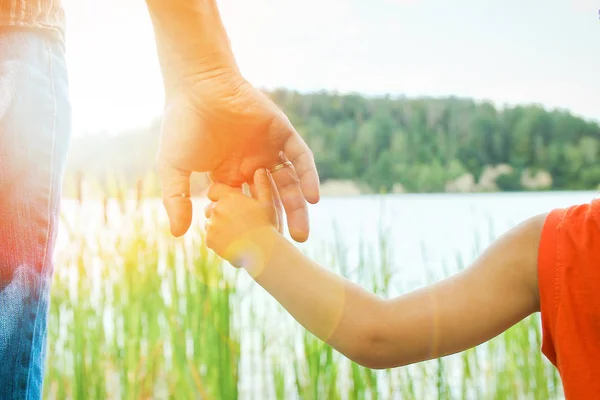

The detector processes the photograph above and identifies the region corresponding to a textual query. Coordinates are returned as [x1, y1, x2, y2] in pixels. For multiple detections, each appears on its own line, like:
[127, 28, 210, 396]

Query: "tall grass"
[44, 198, 563, 399]
[46, 201, 238, 399]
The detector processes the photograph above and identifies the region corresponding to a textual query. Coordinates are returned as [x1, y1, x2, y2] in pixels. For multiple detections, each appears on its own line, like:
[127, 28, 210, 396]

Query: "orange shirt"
[539, 199, 600, 398]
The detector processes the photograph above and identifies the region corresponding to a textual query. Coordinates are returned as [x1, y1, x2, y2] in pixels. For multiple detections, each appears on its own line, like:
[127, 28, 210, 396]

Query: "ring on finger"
[170, 192, 191, 198]
[270, 160, 292, 173]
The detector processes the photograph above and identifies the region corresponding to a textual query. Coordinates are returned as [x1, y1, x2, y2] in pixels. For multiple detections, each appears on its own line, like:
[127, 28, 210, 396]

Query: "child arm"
[206, 171, 545, 369]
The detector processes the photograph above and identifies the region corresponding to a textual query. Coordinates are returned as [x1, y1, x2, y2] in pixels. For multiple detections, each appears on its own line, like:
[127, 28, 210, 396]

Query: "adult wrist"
[145, 0, 239, 92]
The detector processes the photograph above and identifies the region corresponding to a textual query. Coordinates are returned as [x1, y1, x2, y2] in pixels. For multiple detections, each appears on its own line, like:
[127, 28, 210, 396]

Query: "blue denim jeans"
[0, 29, 71, 400]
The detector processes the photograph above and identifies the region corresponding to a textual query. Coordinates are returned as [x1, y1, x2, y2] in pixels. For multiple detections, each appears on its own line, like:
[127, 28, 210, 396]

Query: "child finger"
[253, 168, 274, 206]
[267, 170, 284, 233]
[207, 183, 239, 202]
[204, 202, 215, 219]
[253, 168, 280, 225]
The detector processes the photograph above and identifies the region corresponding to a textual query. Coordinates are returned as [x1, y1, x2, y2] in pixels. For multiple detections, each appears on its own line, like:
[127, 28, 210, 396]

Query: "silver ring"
[270, 161, 292, 173]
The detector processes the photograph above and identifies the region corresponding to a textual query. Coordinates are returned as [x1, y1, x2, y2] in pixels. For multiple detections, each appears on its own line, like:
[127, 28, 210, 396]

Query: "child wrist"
[225, 226, 279, 276]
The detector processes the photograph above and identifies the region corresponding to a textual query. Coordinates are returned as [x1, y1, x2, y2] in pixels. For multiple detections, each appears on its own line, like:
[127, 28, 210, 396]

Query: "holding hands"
[204, 169, 284, 270]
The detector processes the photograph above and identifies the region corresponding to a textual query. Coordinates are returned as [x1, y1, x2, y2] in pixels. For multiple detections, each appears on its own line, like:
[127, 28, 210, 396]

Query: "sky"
[61, 0, 600, 136]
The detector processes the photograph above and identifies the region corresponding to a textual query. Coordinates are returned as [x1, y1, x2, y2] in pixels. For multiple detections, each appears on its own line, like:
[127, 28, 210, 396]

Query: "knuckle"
[282, 193, 305, 212]
[306, 148, 315, 160]
[212, 204, 223, 216]
[280, 169, 300, 188]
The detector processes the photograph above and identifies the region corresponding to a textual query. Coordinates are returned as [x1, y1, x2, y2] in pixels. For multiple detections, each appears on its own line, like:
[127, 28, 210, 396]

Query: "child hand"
[204, 169, 281, 268]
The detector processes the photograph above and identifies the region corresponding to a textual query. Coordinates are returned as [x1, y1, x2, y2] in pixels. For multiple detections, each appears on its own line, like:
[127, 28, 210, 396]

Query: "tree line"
[64, 89, 600, 197]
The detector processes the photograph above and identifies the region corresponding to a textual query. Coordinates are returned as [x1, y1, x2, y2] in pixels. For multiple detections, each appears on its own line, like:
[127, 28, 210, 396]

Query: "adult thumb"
[160, 162, 193, 237]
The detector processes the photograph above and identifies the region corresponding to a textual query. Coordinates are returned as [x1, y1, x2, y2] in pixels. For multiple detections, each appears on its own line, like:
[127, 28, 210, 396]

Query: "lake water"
[56, 191, 594, 398]
[58, 191, 598, 279]
[294, 191, 597, 284]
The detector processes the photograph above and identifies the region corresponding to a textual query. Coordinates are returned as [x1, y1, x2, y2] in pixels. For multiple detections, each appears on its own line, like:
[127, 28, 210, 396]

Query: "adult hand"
[157, 69, 319, 242]
[147, 0, 319, 242]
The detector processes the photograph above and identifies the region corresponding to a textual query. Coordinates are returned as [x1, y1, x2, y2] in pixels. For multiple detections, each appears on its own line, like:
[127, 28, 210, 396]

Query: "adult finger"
[159, 162, 192, 237]
[284, 132, 320, 205]
[270, 155, 309, 242]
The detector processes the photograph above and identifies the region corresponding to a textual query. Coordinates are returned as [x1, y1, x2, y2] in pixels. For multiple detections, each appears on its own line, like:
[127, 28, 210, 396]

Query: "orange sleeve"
[537, 200, 600, 397]
[537, 207, 566, 367]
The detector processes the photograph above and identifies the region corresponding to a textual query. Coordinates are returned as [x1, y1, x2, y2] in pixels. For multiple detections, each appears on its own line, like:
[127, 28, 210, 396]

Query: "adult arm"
[145, 0, 320, 241]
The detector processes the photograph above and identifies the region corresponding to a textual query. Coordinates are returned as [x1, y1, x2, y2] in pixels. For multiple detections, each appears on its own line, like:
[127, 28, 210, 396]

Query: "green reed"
[46, 203, 238, 400]
[45, 199, 562, 399]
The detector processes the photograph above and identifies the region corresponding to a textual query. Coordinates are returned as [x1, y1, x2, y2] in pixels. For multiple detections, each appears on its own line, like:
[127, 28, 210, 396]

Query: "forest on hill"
[64, 89, 600, 198]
